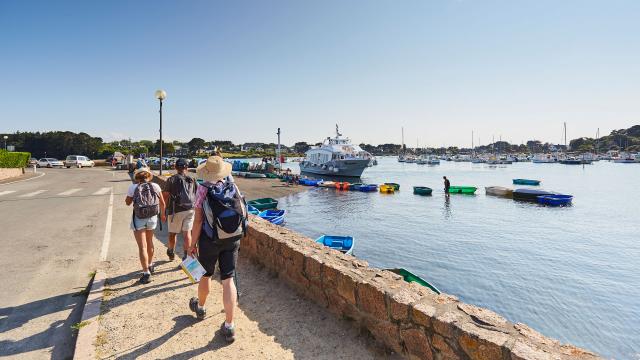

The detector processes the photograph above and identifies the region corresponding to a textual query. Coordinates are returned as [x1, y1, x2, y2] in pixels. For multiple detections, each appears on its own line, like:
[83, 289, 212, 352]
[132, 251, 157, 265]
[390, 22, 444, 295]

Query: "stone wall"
[242, 217, 601, 360]
[0, 168, 24, 181]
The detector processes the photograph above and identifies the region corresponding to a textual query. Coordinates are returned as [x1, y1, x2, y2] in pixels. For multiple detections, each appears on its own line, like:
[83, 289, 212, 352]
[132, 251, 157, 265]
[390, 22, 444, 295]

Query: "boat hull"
[485, 186, 513, 197]
[247, 198, 278, 210]
[413, 186, 433, 196]
[447, 186, 477, 194]
[300, 159, 370, 177]
[513, 179, 541, 186]
[513, 189, 555, 202]
[316, 235, 354, 256]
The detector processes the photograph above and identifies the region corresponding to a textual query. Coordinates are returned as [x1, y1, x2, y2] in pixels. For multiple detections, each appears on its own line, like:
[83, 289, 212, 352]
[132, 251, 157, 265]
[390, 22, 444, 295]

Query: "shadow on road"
[0, 281, 91, 359]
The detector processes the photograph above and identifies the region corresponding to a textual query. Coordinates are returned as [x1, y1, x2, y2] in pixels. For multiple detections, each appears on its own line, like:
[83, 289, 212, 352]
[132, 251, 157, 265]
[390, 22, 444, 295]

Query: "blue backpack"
[202, 181, 247, 241]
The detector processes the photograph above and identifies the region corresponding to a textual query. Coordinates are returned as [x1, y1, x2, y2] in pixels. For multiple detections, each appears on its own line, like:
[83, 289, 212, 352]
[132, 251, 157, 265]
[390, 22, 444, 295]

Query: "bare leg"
[168, 232, 177, 252]
[182, 230, 192, 258]
[145, 229, 155, 268]
[134, 230, 148, 272]
[222, 277, 237, 324]
[198, 276, 211, 307]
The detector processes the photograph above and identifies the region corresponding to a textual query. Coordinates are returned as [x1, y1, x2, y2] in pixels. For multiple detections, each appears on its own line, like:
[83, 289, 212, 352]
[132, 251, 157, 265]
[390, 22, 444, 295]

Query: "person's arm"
[125, 196, 133, 206]
[190, 207, 203, 256]
[157, 185, 167, 222]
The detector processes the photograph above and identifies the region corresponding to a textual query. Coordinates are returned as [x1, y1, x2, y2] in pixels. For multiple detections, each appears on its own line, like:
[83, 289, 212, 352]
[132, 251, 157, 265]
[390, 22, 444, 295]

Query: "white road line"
[99, 188, 114, 262]
[0, 190, 16, 196]
[93, 187, 111, 196]
[19, 190, 47, 197]
[58, 188, 82, 196]
[0, 171, 45, 186]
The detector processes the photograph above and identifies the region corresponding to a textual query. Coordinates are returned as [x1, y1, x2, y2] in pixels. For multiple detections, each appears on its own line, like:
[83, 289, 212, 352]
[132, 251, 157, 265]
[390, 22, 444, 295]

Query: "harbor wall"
[242, 217, 601, 360]
[0, 168, 24, 181]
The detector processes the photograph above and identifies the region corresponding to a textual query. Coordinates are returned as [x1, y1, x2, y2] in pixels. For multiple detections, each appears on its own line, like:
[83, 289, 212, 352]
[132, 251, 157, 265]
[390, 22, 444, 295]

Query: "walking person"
[126, 154, 136, 183]
[443, 176, 450, 195]
[125, 167, 166, 284]
[188, 156, 247, 343]
[162, 158, 197, 261]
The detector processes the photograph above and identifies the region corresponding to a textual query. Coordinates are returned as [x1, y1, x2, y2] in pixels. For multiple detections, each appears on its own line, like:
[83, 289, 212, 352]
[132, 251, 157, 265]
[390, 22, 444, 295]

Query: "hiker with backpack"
[188, 156, 247, 343]
[162, 158, 197, 261]
[125, 167, 166, 284]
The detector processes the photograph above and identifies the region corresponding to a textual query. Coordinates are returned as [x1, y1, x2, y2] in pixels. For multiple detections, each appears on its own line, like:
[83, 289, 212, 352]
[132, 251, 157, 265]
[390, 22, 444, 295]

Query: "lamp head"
[155, 90, 167, 101]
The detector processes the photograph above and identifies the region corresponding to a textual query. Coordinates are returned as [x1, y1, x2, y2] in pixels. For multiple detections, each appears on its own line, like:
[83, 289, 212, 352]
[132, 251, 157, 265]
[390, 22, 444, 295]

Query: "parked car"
[37, 158, 64, 168]
[65, 155, 95, 168]
[28, 158, 38, 166]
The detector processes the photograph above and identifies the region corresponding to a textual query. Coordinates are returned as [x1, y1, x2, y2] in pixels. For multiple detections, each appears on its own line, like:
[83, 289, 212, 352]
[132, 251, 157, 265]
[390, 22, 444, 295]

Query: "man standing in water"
[443, 176, 450, 194]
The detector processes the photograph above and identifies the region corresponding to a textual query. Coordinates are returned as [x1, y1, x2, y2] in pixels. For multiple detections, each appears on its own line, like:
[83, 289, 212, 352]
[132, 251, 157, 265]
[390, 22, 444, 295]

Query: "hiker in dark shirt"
[161, 158, 197, 261]
[443, 176, 450, 194]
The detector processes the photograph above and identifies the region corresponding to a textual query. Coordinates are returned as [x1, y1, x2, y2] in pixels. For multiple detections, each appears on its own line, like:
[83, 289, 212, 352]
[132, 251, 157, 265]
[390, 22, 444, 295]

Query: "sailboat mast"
[564, 122, 567, 149]
[401, 127, 405, 153]
[472, 130, 474, 157]
[596, 128, 600, 155]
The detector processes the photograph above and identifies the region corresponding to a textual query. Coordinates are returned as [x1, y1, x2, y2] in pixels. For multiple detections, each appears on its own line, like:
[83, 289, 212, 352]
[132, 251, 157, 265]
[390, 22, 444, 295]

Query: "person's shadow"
[114, 315, 196, 359]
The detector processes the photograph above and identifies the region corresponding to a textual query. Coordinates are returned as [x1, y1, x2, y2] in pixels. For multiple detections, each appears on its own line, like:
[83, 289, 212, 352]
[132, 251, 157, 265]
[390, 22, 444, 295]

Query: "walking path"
[94, 172, 384, 359]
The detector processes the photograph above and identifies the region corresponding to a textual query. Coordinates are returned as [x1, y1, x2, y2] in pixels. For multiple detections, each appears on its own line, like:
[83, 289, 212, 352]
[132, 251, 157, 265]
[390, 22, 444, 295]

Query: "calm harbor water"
[277, 157, 639, 359]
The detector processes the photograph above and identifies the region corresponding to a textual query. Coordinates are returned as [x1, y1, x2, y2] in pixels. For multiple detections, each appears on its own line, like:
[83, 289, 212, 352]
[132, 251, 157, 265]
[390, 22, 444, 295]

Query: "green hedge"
[0, 150, 31, 168]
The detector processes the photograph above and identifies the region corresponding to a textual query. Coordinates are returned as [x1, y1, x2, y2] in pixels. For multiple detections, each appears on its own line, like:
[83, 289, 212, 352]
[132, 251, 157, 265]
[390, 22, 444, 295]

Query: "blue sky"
[1, 0, 639, 146]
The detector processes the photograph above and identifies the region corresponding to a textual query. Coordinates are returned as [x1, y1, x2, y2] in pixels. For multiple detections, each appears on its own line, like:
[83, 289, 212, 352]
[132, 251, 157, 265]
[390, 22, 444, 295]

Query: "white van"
[65, 155, 95, 168]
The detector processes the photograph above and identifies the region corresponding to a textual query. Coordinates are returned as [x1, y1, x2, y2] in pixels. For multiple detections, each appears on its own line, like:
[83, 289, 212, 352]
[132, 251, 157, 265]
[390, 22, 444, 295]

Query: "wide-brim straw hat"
[197, 156, 231, 182]
[134, 167, 153, 181]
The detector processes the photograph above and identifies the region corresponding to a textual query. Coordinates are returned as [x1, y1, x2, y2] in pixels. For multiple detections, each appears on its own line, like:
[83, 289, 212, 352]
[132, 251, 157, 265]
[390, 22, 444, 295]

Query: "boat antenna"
[336, 124, 342, 137]
[276, 127, 281, 169]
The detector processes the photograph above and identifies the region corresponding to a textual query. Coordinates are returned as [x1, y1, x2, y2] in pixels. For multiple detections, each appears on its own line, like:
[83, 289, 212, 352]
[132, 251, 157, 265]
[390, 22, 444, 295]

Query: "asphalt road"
[0, 167, 133, 359]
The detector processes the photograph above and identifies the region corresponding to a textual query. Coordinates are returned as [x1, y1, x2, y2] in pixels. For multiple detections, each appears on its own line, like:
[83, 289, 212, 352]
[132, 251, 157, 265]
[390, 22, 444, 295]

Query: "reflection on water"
[279, 157, 640, 359]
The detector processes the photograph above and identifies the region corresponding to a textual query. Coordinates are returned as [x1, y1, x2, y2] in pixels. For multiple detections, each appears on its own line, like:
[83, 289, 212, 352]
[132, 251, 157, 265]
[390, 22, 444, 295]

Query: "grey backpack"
[133, 183, 160, 219]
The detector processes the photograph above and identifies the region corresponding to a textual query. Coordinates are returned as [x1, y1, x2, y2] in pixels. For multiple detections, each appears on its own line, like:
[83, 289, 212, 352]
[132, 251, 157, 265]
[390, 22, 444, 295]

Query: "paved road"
[0, 167, 132, 359]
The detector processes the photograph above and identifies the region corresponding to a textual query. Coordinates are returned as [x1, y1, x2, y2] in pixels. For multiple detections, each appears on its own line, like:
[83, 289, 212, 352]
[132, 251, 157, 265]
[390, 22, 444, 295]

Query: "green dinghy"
[387, 268, 440, 294]
[447, 186, 477, 194]
[413, 186, 433, 196]
[247, 198, 278, 210]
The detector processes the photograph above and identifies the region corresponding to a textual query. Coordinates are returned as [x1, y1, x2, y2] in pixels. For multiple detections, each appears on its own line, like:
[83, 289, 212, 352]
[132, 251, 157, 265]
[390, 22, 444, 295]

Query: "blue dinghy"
[316, 235, 354, 255]
[359, 184, 378, 192]
[247, 204, 260, 215]
[258, 209, 286, 225]
[513, 179, 541, 186]
[537, 194, 573, 207]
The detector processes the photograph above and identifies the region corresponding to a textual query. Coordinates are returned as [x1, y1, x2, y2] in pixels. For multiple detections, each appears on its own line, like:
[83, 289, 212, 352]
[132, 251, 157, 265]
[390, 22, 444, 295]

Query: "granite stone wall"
[242, 217, 601, 360]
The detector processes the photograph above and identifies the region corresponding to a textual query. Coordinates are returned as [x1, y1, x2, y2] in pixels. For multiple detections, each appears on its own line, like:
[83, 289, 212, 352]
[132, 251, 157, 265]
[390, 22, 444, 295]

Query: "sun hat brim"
[196, 156, 232, 182]
[134, 167, 153, 180]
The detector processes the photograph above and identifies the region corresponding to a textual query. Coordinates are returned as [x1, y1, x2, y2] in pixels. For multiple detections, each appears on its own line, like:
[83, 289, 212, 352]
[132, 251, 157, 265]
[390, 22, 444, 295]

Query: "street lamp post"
[155, 90, 167, 175]
[3, 136, 7, 150]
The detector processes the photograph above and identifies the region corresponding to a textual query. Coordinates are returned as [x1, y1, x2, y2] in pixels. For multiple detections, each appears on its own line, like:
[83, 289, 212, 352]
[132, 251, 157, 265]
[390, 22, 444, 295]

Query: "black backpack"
[170, 174, 196, 213]
[202, 181, 247, 241]
[133, 182, 160, 219]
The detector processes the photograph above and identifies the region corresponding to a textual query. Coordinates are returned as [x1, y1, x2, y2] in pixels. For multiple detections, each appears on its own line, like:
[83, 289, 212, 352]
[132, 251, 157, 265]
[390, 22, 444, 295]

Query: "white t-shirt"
[127, 182, 162, 197]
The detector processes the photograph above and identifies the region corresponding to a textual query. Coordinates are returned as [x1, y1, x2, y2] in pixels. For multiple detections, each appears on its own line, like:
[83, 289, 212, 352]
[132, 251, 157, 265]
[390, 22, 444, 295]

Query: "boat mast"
[596, 128, 600, 155]
[401, 127, 405, 154]
[564, 122, 567, 150]
[472, 130, 474, 158]
[276, 127, 281, 169]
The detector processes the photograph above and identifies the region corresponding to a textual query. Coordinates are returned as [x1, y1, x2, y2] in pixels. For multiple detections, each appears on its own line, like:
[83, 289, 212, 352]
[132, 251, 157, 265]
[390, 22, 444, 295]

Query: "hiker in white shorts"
[162, 158, 197, 261]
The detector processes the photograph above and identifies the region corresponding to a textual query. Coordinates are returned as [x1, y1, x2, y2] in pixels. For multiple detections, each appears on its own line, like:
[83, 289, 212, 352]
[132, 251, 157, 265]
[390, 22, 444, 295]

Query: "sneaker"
[148, 263, 155, 274]
[167, 249, 175, 261]
[140, 273, 151, 284]
[219, 322, 236, 343]
[189, 297, 206, 320]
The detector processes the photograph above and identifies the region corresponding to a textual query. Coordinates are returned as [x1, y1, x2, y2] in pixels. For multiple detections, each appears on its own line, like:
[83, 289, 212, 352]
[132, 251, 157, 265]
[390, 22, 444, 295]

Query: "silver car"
[37, 158, 64, 168]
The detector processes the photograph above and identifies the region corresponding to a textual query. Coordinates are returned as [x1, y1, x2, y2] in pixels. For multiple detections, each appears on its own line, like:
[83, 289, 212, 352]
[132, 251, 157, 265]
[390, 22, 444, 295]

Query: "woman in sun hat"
[188, 156, 244, 343]
[125, 167, 166, 284]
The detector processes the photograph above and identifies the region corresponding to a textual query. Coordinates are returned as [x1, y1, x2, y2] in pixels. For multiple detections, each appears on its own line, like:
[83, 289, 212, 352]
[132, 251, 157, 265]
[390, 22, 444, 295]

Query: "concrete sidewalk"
[95, 240, 383, 359]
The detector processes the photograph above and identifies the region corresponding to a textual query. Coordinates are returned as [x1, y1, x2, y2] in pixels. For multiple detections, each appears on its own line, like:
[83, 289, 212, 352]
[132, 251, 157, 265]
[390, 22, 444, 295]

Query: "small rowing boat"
[447, 186, 477, 194]
[316, 235, 354, 255]
[384, 183, 400, 191]
[512, 189, 555, 202]
[247, 204, 260, 215]
[485, 186, 513, 197]
[537, 194, 573, 207]
[258, 209, 286, 225]
[413, 186, 433, 196]
[318, 181, 336, 188]
[386, 268, 440, 294]
[349, 183, 364, 191]
[247, 198, 279, 210]
[335, 182, 350, 190]
[379, 184, 395, 193]
[359, 184, 378, 192]
[512, 179, 540, 186]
